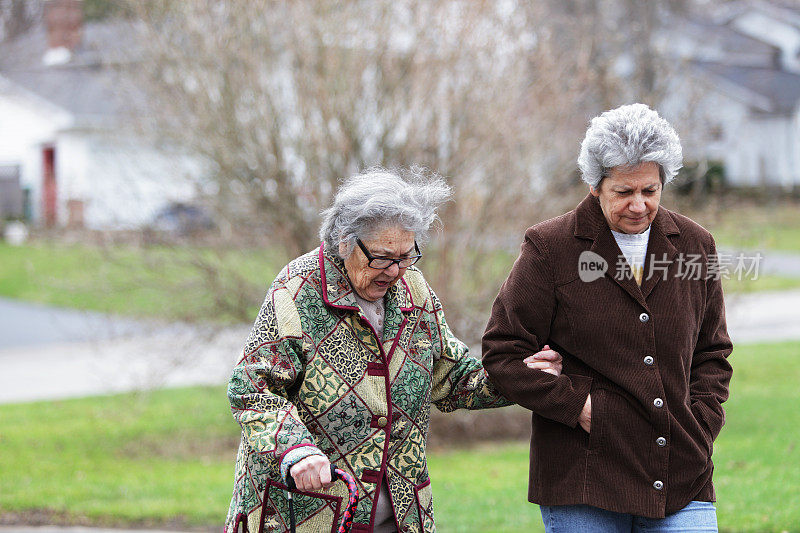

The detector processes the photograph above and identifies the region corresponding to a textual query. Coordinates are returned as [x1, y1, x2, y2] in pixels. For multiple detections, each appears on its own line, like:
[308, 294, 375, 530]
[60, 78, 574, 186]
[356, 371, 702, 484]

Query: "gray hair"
[319, 167, 452, 258]
[577, 103, 683, 188]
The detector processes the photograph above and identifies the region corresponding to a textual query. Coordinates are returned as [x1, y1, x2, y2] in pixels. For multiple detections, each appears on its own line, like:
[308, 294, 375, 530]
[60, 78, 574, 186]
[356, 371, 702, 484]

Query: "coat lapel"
[318, 244, 414, 353]
[591, 224, 648, 308]
[574, 194, 679, 309]
[575, 195, 646, 307]
[639, 208, 680, 300]
[383, 278, 414, 343]
[319, 244, 359, 311]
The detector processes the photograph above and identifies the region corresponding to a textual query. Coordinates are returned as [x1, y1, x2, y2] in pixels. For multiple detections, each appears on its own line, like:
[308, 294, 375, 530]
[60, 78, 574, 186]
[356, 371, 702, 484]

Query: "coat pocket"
[690, 399, 714, 457]
[414, 478, 434, 532]
[586, 386, 649, 453]
[259, 479, 343, 533]
[587, 387, 605, 451]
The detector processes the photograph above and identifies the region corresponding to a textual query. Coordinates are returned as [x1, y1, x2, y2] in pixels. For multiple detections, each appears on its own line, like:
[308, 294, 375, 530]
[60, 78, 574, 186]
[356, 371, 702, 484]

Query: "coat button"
[653, 398, 664, 408]
[653, 480, 664, 490]
[377, 416, 388, 428]
[639, 312, 650, 323]
[643, 356, 654, 366]
[656, 437, 667, 447]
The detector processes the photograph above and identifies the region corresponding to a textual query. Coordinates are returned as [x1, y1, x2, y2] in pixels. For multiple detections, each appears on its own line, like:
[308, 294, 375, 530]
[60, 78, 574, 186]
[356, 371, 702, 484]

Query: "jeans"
[540, 501, 718, 532]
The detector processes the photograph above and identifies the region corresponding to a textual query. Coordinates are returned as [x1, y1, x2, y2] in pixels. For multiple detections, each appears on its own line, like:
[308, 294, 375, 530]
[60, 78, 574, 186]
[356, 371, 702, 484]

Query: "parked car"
[151, 202, 215, 236]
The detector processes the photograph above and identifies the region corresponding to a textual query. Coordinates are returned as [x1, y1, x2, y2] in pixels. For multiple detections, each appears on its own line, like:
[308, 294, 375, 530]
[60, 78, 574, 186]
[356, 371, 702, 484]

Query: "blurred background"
[0, 0, 799, 531]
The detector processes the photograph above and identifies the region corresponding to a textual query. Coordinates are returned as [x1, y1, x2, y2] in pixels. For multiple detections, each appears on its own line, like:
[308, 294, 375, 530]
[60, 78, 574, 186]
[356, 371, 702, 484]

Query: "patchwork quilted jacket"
[224, 244, 509, 533]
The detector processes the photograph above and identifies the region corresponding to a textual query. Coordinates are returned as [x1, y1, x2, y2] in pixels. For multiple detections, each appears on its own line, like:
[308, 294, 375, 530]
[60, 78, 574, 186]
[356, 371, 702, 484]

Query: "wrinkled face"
[590, 161, 662, 234]
[342, 226, 416, 302]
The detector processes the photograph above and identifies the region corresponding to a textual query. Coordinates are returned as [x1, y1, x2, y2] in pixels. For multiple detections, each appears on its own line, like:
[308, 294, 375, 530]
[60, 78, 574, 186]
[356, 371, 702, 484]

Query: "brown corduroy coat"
[482, 194, 733, 519]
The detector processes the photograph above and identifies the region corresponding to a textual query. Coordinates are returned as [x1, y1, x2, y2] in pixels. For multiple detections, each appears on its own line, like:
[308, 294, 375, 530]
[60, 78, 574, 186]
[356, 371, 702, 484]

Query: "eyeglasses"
[355, 238, 422, 269]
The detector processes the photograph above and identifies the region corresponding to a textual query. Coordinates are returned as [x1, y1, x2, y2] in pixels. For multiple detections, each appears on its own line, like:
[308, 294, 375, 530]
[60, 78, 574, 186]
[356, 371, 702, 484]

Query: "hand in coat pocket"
[579, 394, 592, 433]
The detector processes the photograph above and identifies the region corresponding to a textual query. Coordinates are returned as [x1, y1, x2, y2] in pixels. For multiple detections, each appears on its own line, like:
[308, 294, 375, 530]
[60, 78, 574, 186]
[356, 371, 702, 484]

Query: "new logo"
[578, 251, 607, 282]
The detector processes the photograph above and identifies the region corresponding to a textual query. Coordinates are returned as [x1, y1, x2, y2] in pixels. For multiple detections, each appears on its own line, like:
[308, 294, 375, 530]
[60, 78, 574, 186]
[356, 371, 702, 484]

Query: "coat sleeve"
[690, 239, 734, 442]
[418, 280, 512, 412]
[482, 229, 592, 428]
[227, 276, 322, 476]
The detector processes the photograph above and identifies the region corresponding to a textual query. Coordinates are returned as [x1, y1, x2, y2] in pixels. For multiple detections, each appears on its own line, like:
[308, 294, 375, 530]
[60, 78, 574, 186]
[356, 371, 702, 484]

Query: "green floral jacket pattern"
[224, 245, 509, 533]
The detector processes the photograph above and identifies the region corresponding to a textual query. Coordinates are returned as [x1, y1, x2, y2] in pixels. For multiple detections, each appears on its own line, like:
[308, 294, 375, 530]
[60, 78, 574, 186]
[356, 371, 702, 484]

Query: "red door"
[42, 147, 56, 227]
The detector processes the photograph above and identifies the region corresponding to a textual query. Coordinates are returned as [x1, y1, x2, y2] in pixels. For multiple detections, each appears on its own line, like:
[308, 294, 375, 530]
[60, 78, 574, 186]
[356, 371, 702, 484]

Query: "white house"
[661, 0, 800, 188]
[3, 0, 800, 231]
[0, 0, 200, 229]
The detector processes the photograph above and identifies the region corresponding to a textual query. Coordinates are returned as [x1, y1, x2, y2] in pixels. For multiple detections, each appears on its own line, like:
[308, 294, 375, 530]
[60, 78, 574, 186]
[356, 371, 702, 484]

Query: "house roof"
[693, 60, 800, 114]
[714, 0, 800, 30]
[671, 17, 780, 64]
[0, 20, 143, 126]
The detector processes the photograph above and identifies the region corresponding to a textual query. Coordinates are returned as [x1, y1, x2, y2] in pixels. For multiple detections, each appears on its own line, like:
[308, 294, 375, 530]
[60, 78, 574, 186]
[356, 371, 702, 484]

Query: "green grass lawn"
[0, 341, 798, 531]
[0, 386, 239, 528]
[690, 201, 800, 253]
[723, 274, 800, 294]
[1, 236, 798, 328]
[0, 241, 287, 323]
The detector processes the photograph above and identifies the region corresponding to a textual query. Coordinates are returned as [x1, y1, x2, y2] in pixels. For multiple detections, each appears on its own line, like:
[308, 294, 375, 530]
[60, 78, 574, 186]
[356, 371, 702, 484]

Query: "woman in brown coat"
[482, 104, 732, 532]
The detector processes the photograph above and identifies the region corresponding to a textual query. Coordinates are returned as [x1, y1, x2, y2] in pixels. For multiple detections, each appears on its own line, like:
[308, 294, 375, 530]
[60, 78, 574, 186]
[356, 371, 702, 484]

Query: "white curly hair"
[319, 167, 452, 259]
[577, 103, 683, 188]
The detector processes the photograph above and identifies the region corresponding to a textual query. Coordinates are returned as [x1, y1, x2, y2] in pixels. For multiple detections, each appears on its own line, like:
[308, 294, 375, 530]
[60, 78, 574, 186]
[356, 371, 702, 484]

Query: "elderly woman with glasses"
[224, 168, 561, 533]
[483, 104, 733, 532]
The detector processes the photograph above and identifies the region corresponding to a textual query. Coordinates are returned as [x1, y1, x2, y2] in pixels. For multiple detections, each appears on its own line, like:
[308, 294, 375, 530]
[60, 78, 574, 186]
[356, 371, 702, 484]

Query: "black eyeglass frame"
[355, 238, 422, 269]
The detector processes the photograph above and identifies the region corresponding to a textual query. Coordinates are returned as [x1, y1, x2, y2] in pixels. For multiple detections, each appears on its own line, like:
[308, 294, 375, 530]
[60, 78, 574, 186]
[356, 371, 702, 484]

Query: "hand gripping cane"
[286, 464, 359, 533]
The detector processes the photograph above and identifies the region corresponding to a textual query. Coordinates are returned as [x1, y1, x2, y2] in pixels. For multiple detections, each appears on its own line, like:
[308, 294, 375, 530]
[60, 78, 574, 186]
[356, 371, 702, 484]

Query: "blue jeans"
[540, 501, 718, 532]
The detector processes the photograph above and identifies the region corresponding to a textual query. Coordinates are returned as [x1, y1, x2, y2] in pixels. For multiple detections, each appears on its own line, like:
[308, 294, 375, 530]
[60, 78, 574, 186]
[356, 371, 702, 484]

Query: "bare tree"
[123, 0, 702, 342]
[0, 0, 41, 41]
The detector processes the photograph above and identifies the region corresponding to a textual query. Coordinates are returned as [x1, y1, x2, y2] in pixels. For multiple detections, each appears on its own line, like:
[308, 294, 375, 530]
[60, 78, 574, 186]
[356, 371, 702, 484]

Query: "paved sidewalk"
[724, 288, 800, 344]
[0, 322, 247, 404]
[0, 296, 247, 404]
[0, 298, 142, 349]
[1, 288, 800, 404]
[720, 248, 800, 278]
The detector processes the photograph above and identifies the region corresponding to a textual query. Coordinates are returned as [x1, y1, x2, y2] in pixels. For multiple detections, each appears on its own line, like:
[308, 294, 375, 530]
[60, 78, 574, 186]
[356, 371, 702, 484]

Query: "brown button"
[377, 416, 388, 428]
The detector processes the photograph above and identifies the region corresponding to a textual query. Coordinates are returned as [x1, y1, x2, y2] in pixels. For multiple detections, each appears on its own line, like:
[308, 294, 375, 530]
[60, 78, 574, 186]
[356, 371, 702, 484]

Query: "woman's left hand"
[523, 345, 562, 376]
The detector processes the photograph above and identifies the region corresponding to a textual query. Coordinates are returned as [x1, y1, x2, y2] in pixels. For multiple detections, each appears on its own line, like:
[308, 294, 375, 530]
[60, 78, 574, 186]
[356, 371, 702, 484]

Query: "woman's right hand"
[578, 394, 592, 433]
[289, 455, 333, 491]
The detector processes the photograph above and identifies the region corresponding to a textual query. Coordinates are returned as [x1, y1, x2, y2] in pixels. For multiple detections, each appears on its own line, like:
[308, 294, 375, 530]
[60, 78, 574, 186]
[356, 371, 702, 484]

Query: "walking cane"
[286, 464, 359, 533]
